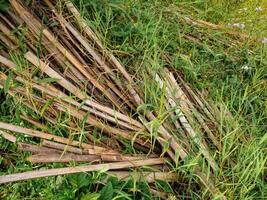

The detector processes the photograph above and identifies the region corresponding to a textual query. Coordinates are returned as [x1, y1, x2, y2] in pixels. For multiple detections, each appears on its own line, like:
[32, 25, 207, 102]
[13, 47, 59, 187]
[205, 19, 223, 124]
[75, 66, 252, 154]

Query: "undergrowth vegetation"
[0, 0, 266, 199]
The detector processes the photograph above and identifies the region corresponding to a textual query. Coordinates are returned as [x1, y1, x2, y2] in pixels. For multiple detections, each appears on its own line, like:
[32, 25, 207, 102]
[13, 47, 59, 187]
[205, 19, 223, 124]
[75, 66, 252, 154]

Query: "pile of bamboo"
[0, 0, 227, 199]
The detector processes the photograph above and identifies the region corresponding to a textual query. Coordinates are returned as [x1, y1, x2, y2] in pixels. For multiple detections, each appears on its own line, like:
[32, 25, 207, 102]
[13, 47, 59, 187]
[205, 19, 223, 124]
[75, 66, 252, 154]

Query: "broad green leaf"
[99, 182, 113, 200]
[81, 193, 100, 200]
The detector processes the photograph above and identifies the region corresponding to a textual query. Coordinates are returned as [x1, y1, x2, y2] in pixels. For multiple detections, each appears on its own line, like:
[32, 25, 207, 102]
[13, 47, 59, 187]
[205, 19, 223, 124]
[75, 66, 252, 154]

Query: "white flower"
[262, 37, 267, 44]
[241, 65, 251, 71]
[232, 23, 245, 29]
[256, 7, 263, 12]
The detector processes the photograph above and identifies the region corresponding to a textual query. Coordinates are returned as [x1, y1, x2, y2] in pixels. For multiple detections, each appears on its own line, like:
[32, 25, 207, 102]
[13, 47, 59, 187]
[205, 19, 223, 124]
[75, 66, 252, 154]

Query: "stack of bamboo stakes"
[0, 0, 229, 199]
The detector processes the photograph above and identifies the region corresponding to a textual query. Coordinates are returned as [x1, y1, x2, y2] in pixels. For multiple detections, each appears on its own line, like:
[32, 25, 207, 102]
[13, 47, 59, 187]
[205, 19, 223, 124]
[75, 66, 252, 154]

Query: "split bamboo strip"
[28, 153, 151, 163]
[42, 140, 84, 155]
[0, 130, 17, 143]
[27, 153, 101, 163]
[18, 143, 60, 154]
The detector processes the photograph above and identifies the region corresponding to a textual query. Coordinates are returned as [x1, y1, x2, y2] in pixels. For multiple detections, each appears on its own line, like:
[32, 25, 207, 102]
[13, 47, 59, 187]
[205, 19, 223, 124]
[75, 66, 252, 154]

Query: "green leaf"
[99, 182, 114, 200]
[4, 72, 13, 93]
[155, 180, 173, 193]
[67, 173, 91, 189]
[77, 173, 91, 188]
[81, 193, 100, 200]
[0, 0, 9, 11]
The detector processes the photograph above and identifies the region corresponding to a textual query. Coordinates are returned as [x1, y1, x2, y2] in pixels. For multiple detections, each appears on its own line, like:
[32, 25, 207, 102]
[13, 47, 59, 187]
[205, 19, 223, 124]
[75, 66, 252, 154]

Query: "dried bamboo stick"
[0, 158, 165, 184]
[20, 115, 48, 131]
[6, 10, 23, 25]
[0, 20, 17, 44]
[171, 70, 218, 122]
[64, 1, 104, 55]
[42, 140, 84, 155]
[54, 102, 150, 148]
[0, 13, 15, 30]
[0, 32, 16, 49]
[65, 1, 132, 82]
[18, 143, 60, 154]
[42, 140, 151, 159]
[28, 152, 152, 163]
[0, 54, 16, 69]
[138, 116, 176, 160]
[27, 153, 101, 163]
[0, 3, 226, 197]
[182, 16, 248, 39]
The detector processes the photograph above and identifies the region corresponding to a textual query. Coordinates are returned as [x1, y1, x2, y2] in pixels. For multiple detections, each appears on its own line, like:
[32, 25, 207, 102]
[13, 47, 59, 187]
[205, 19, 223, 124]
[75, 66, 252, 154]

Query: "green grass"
[1, 0, 266, 199]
